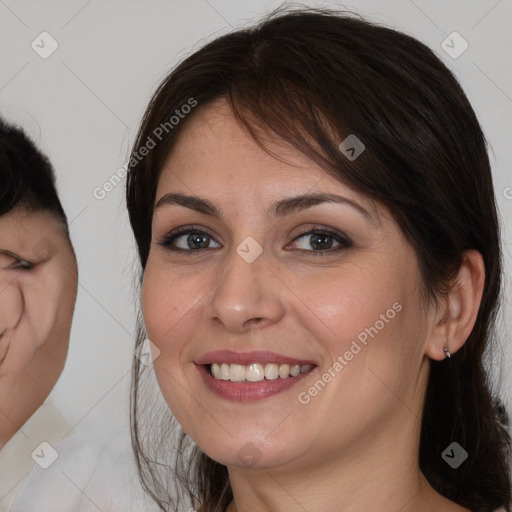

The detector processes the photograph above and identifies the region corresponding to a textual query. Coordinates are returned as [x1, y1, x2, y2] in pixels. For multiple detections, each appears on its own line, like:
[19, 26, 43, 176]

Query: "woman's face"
[142, 99, 434, 471]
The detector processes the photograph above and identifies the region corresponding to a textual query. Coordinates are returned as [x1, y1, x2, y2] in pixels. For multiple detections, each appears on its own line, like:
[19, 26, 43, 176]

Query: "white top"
[10, 425, 160, 512]
[0, 399, 71, 512]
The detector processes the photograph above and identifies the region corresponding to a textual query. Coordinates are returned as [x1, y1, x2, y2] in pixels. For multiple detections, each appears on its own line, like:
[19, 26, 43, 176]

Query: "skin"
[0, 208, 78, 448]
[142, 99, 484, 512]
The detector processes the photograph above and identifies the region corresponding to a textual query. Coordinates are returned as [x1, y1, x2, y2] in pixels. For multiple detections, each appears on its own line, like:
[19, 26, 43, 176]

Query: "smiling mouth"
[207, 362, 315, 382]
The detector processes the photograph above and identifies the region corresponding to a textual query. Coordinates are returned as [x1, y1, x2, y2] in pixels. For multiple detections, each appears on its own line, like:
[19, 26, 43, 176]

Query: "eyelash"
[10, 259, 34, 270]
[289, 226, 353, 256]
[0, 251, 34, 271]
[156, 225, 353, 256]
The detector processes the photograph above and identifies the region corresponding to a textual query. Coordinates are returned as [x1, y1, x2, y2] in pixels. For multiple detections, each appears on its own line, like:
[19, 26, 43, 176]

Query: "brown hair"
[127, 7, 511, 511]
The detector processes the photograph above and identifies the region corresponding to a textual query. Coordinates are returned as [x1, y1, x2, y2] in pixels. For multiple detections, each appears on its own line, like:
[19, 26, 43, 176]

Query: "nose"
[0, 270, 23, 337]
[207, 247, 286, 333]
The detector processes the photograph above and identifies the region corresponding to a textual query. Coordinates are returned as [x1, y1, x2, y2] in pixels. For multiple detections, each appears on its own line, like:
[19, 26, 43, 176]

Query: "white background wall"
[0, 0, 511, 438]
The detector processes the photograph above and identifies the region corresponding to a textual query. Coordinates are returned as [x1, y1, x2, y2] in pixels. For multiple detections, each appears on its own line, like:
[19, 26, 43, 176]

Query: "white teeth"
[279, 364, 290, 379]
[246, 363, 265, 382]
[230, 364, 246, 382]
[290, 364, 301, 377]
[209, 362, 313, 381]
[220, 363, 230, 380]
[264, 363, 279, 380]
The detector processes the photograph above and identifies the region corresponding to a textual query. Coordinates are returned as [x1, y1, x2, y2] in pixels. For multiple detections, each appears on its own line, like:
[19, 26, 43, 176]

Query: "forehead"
[0, 208, 66, 249]
[163, 101, 317, 179]
[157, 99, 374, 212]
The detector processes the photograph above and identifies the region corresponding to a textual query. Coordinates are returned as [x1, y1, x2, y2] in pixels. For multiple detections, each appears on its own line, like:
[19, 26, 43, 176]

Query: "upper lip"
[195, 350, 317, 367]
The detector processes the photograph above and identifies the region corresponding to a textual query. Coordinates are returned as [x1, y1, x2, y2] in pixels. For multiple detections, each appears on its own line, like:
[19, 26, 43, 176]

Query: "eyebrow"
[155, 192, 376, 224]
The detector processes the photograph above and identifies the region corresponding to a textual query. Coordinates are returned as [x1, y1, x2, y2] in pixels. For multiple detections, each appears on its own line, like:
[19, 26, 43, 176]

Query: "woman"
[126, 7, 511, 512]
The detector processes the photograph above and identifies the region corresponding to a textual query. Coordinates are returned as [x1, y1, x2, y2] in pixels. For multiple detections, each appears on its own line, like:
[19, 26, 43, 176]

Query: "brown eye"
[288, 228, 352, 255]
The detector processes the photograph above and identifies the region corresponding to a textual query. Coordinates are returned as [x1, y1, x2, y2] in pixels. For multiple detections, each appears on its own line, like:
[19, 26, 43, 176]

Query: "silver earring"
[443, 346, 452, 359]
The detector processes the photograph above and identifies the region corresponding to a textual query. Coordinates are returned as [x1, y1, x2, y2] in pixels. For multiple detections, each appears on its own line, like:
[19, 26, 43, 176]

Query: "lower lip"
[196, 364, 314, 401]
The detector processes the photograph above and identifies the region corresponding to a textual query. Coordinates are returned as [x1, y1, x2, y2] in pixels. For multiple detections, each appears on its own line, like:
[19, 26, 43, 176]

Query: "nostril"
[242, 317, 266, 329]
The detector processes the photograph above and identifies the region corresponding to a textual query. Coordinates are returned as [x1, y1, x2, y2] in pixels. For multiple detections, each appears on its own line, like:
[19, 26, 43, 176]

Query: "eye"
[0, 250, 34, 270]
[9, 259, 34, 270]
[157, 227, 221, 252]
[287, 228, 352, 254]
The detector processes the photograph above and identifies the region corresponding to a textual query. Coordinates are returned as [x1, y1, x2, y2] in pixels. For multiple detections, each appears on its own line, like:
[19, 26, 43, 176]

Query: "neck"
[224, 413, 462, 512]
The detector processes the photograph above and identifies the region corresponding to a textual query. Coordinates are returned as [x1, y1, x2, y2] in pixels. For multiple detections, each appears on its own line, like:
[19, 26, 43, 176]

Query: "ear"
[425, 250, 485, 361]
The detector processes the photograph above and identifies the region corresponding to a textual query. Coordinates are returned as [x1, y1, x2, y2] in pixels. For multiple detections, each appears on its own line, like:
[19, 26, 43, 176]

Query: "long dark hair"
[126, 7, 511, 512]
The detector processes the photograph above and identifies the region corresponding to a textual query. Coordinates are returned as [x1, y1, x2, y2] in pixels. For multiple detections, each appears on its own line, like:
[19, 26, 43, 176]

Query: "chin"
[190, 425, 309, 471]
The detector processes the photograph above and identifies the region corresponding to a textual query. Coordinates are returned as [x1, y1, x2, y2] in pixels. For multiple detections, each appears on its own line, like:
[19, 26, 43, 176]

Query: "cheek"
[289, 261, 422, 415]
[141, 265, 200, 421]
[141, 262, 204, 360]
[0, 276, 23, 332]
[293, 264, 406, 352]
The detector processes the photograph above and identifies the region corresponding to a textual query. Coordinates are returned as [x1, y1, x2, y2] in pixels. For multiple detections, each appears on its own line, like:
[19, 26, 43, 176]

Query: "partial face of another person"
[0, 208, 77, 446]
[142, 99, 436, 471]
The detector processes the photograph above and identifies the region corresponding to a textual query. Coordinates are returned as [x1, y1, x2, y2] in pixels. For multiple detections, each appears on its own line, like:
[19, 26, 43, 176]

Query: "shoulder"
[0, 399, 70, 511]
[12, 425, 160, 512]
